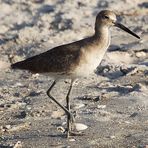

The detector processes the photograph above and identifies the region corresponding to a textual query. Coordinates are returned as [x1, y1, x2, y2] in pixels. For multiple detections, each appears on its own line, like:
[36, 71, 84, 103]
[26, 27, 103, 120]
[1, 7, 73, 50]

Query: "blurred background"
[0, 0, 147, 65]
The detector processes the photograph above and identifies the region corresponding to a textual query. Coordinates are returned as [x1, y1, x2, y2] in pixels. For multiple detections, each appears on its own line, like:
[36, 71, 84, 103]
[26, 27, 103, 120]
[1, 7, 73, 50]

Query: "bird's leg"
[66, 79, 75, 138]
[47, 80, 75, 126]
[65, 79, 85, 137]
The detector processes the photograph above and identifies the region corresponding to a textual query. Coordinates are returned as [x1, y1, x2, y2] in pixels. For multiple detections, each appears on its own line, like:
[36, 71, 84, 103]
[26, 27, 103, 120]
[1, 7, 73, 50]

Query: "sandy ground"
[0, 0, 148, 147]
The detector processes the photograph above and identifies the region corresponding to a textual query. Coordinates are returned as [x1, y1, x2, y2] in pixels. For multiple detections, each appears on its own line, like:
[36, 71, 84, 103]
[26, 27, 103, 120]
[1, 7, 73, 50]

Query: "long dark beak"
[114, 22, 140, 39]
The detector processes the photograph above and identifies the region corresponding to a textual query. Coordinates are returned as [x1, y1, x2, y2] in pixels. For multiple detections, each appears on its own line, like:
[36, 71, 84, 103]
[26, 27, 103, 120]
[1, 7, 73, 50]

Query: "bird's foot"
[68, 131, 85, 137]
[65, 130, 84, 138]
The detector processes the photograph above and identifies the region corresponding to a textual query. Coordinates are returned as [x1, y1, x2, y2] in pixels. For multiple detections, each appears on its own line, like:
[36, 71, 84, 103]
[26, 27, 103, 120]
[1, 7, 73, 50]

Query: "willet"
[11, 10, 140, 138]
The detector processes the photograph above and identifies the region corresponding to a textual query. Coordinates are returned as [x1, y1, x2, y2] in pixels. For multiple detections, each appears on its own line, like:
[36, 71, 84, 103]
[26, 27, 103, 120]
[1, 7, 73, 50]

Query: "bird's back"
[11, 40, 84, 74]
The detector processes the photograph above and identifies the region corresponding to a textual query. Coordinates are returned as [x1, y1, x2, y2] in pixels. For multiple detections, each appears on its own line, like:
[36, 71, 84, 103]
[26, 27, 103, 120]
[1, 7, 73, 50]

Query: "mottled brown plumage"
[11, 42, 82, 73]
[11, 10, 140, 138]
[11, 36, 101, 76]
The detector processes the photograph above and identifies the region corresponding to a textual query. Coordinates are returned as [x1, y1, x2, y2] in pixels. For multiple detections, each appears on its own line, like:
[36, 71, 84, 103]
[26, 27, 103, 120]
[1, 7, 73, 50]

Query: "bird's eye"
[103, 15, 109, 19]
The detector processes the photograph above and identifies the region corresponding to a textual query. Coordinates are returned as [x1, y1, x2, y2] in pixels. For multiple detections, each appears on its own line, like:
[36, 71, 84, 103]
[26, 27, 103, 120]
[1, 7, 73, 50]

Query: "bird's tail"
[11, 56, 39, 73]
[11, 60, 29, 70]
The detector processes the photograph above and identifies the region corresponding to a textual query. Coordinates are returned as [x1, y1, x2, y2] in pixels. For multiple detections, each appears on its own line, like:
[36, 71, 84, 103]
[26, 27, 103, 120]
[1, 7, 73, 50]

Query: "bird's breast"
[73, 47, 108, 77]
[72, 32, 110, 77]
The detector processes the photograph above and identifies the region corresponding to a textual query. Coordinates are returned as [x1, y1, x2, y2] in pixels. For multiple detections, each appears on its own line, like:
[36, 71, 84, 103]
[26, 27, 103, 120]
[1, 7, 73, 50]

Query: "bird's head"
[95, 10, 140, 39]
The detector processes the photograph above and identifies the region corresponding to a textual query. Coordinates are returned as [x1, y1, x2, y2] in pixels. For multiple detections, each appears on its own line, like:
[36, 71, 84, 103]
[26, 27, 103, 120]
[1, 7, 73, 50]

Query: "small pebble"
[15, 82, 23, 87]
[124, 121, 131, 124]
[73, 103, 85, 109]
[62, 122, 66, 125]
[26, 106, 32, 110]
[32, 73, 39, 78]
[97, 105, 106, 109]
[110, 135, 116, 139]
[5, 125, 11, 129]
[16, 102, 26, 108]
[69, 138, 76, 142]
[13, 141, 22, 148]
[57, 126, 65, 133]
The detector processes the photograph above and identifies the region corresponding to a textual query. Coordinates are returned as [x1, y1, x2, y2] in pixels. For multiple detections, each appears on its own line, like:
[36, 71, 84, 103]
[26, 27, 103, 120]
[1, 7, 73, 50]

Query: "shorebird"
[11, 10, 140, 138]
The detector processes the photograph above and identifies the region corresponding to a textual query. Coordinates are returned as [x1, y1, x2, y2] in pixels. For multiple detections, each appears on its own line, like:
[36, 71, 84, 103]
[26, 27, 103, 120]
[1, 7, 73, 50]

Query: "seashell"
[74, 123, 88, 131]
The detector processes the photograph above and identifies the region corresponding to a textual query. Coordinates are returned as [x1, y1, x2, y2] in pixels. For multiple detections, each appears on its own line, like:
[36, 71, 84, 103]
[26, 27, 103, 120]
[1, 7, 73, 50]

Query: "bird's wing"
[11, 41, 82, 73]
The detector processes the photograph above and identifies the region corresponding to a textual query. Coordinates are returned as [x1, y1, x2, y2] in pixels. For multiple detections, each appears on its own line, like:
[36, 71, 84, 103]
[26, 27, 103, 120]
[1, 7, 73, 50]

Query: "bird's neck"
[94, 25, 110, 40]
[91, 25, 110, 50]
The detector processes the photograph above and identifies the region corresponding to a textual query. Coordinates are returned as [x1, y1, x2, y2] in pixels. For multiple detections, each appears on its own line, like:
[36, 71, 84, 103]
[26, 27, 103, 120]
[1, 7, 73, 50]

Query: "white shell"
[136, 51, 146, 58]
[69, 139, 76, 142]
[74, 103, 85, 109]
[75, 123, 88, 131]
